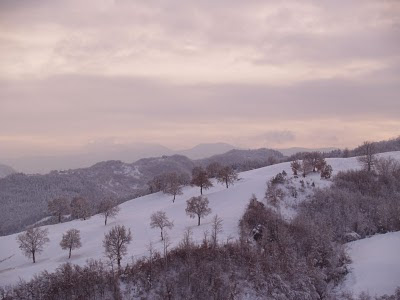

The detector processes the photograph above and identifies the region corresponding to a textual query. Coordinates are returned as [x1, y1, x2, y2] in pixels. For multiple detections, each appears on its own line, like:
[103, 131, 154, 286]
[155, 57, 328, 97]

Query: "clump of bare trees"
[191, 167, 213, 195]
[290, 152, 333, 179]
[16, 227, 50, 263]
[150, 211, 174, 241]
[206, 162, 223, 178]
[70, 197, 91, 220]
[185, 196, 212, 226]
[147, 172, 190, 195]
[98, 198, 120, 225]
[60, 229, 82, 259]
[48, 197, 70, 223]
[301, 160, 400, 242]
[103, 225, 132, 268]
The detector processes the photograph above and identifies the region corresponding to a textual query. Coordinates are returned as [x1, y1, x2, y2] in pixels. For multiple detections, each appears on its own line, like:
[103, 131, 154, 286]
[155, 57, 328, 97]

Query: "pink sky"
[0, 0, 399, 157]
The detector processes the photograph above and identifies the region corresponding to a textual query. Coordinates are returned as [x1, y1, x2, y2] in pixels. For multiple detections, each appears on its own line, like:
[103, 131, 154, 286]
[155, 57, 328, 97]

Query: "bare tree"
[315, 157, 327, 172]
[147, 174, 168, 193]
[185, 196, 212, 226]
[164, 172, 183, 202]
[103, 225, 132, 268]
[206, 162, 223, 178]
[211, 214, 223, 247]
[48, 198, 70, 223]
[375, 156, 399, 177]
[357, 141, 377, 172]
[16, 227, 49, 263]
[162, 232, 171, 267]
[216, 166, 238, 188]
[60, 228, 82, 259]
[191, 167, 213, 195]
[98, 198, 120, 225]
[301, 159, 313, 177]
[150, 211, 174, 241]
[70, 197, 91, 220]
[290, 160, 301, 176]
[179, 227, 194, 250]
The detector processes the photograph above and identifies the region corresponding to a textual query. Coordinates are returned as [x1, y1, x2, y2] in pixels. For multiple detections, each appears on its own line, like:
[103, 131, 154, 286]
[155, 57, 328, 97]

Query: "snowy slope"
[0, 152, 399, 288]
[342, 231, 400, 297]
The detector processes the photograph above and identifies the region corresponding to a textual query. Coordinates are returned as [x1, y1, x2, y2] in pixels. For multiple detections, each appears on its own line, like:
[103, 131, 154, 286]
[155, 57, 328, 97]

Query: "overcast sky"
[0, 0, 399, 158]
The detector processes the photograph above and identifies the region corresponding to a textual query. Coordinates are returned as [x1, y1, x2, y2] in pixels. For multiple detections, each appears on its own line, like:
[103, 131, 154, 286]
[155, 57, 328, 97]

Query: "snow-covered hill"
[342, 231, 400, 297]
[1, 152, 400, 292]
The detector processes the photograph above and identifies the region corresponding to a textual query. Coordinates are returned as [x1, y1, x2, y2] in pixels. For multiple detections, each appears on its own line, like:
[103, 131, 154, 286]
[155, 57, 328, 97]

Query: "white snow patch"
[342, 231, 400, 297]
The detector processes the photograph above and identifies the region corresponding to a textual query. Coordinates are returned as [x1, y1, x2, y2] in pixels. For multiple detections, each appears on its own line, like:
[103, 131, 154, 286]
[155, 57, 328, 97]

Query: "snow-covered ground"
[342, 231, 400, 297]
[0, 152, 400, 292]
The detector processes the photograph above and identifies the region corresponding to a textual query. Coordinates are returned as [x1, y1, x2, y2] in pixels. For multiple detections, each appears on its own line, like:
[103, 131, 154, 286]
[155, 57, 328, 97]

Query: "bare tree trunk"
[58, 213, 62, 223]
[32, 251, 36, 263]
[69, 247, 72, 259]
[173, 194, 176, 203]
[200, 185, 203, 195]
[105, 215, 108, 226]
[161, 229, 164, 241]
[225, 178, 228, 188]
[198, 215, 201, 226]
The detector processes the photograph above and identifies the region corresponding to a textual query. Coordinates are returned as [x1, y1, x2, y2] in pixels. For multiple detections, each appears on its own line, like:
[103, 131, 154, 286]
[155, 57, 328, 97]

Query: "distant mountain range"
[1, 143, 239, 174]
[276, 147, 339, 156]
[1, 141, 346, 174]
[0, 148, 283, 236]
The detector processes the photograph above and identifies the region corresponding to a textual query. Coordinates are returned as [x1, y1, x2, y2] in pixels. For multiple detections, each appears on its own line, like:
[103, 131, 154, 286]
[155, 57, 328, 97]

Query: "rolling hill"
[1, 151, 400, 296]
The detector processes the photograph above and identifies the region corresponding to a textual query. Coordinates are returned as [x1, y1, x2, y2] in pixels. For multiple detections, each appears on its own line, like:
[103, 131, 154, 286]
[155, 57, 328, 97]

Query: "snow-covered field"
[1, 152, 400, 294]
[342, 231, 400, 297]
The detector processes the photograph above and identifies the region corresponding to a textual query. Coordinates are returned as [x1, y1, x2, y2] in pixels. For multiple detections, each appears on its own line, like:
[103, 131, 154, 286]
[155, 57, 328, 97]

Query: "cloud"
[0, 0, 399, 83]
[0, 0, 399, 156]
[259, 131, 296, 145]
